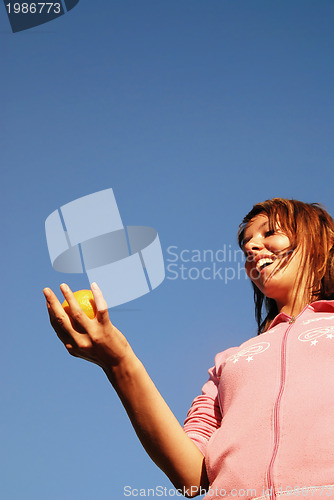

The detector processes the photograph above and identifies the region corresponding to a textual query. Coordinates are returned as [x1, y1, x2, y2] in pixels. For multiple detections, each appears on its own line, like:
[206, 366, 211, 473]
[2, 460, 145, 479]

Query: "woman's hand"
[43, 282, 208, 493]
[43, 282, 133, 371]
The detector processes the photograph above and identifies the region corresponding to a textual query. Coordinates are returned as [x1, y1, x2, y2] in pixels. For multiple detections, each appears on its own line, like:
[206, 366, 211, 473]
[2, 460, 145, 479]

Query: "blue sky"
[1, 1, 334, 499]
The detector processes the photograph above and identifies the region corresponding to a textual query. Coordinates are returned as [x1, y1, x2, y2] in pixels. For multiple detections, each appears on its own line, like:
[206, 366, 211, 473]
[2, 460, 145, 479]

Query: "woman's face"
[242, 214, 304, 313]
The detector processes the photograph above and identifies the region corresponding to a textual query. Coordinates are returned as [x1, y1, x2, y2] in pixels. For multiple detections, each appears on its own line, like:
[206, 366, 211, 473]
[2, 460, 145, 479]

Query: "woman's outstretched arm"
[43, 282, 208, 498]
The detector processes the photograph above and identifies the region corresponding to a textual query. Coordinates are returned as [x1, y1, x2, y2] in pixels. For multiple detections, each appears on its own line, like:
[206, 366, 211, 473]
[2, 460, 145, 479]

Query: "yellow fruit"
[62, 289, 97, 319]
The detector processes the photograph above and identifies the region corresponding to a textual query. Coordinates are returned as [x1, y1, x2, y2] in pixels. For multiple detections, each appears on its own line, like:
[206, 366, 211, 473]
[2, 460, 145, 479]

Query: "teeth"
[256, 257, 274, 271]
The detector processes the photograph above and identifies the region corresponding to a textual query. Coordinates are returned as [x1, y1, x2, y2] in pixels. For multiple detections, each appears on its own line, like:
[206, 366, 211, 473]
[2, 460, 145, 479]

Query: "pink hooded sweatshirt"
[183, 301, 334, 499]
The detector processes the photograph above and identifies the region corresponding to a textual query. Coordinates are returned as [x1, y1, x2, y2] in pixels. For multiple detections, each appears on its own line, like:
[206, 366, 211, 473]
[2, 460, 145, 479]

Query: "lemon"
[62, 289, 97, 319]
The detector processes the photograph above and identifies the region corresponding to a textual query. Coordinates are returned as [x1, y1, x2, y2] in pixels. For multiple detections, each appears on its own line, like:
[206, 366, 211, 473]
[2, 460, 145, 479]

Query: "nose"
[243, 236, 265, 258]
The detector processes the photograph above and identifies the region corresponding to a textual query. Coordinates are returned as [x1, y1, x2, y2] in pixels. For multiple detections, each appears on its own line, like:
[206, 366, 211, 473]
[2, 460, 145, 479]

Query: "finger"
[43, 287, 73, 332]
[91, 282, 110, 324]
[44, 286, 88, 341]
[44, 287, 80, 348]
[59, 283, 91, 329]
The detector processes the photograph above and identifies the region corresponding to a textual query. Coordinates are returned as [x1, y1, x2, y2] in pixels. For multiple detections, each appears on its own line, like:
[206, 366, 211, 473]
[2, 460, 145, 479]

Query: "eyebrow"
[242, 220, 269, 247]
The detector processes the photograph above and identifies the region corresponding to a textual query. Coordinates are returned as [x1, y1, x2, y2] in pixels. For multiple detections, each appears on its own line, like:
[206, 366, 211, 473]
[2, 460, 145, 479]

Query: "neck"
[276, 295, 308, 318]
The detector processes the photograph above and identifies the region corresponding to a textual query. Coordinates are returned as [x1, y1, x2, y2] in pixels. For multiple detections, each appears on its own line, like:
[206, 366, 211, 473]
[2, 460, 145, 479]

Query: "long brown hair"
[238, 198, 334, 335]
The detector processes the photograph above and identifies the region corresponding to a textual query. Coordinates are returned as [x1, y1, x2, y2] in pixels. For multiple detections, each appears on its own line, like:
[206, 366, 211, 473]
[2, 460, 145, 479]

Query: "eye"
[265, 230, 275, 237]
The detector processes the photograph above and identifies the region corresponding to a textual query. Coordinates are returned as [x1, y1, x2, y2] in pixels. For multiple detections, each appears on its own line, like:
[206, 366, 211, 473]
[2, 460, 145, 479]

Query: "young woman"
[43, 198, 334, 499]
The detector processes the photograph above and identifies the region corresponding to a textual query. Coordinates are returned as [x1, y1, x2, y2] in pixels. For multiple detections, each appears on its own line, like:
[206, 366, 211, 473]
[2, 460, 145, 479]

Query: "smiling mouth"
[256, 257, 275, 272]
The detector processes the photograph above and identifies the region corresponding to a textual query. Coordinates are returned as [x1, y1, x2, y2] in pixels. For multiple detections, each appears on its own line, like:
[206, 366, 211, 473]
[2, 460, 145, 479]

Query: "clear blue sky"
[1, 1, 334, 499]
